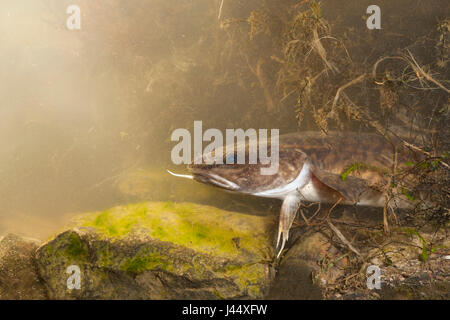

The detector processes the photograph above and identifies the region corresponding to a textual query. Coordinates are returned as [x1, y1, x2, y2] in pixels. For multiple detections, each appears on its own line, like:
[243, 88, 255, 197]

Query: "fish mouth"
[167, 169, 241, 191]
[192, 171, 241, 191]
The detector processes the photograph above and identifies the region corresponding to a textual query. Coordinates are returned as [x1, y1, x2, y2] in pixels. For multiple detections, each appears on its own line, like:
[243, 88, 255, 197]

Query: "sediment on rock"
[0, 234, 47, 299]
[35, 201, 275, 299]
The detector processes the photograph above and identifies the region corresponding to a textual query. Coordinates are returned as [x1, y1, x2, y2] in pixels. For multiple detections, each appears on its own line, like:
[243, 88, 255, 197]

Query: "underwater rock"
[36, 202, 275, 299]
[0, 233, 47, 299]
[364, 230, 450, 300]
[267, 230, 340, 299]
[273, 220, 450, 300]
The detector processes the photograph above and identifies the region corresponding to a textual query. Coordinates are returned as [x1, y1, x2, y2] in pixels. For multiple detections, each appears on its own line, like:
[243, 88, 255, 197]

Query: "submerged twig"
[372, 53, 450, 94]
[327, 218, 361, 257]
[218, 0, 225, 20]
[330, 74, 366, 115]
[294, 0, 310, 8]
[406, 49, 450, 94]
[312, 26, 339, 74]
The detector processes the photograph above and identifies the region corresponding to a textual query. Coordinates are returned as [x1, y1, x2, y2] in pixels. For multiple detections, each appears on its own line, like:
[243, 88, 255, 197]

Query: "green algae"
[121, 251, 170, 274]
[41, 231, 88, 262]
[65, 232, 89, 260]
[37, 201, 274, 298]
[220, 262, 266, 296]
[94, 244, 114, 268]
[77, 201, 270, 259]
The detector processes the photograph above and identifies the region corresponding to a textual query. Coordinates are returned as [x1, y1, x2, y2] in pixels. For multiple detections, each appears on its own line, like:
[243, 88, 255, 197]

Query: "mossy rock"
[36, 202, 275, 299]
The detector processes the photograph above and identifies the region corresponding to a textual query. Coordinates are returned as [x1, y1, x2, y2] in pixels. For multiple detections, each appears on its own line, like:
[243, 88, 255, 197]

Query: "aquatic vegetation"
[65, 232, 89, 261]
[121, 251, 170, 274]
[78, 202, 270, 259]
[36, 201, 274, 299]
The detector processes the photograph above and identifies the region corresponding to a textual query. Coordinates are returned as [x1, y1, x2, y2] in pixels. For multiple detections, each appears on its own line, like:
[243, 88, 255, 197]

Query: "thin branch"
[218, 0, 225, 20]
[312, 26, 339, 74]
[294, 0, 310, 8]
[327, 218, 362, 257]
[330, 74, 366, 114]
[406, 49, 450, 94]
[402, 140, 450, 170]
[372, 53, 450, 94]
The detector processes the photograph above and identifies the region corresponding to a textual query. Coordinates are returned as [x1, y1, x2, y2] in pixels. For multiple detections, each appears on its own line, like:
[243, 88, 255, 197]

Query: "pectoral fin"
[310, 165, 368, 204]
[276, 192, 302, 258]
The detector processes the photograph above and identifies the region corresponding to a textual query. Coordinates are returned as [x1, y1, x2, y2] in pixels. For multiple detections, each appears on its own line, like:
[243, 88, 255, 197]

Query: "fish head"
[187, 160, 260, 193]
[183, 144, 309, 196]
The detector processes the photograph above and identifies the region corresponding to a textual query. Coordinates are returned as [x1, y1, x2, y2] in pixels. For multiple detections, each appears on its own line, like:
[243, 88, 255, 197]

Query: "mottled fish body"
[169, 131, 423, 257]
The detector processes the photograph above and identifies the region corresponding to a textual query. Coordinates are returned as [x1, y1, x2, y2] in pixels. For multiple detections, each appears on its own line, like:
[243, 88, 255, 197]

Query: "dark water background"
[0, 0, 448, 239]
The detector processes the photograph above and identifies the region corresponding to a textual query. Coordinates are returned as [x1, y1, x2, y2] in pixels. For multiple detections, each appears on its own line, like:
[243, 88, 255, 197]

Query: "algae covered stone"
[36, 202, 275, 299]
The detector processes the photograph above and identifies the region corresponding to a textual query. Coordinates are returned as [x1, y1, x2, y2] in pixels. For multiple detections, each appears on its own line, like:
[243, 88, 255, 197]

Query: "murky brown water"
[0, 0, 447, 240]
